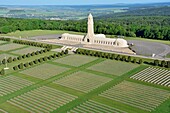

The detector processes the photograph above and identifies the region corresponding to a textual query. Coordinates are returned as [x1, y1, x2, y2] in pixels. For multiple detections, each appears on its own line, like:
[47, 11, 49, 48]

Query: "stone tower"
[84, 13, 95, 43]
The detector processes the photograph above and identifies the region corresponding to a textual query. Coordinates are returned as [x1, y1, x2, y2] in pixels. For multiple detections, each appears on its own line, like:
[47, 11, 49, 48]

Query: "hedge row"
[0, 49, 50, 66]
[0, 37, 11, 42]
[13, 39, 53, 49]
[75, 49, 143, 64]
[13, 50, 68, 71]
[75, 49, 170, 68]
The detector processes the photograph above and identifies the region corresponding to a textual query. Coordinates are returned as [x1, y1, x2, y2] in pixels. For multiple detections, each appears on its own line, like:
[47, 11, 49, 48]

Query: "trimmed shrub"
[24, 63, 29, 68]
[18, 63, 24, 69]
[26, 53, 31, 58]
[7, 57, 13, 63]
[31, 52, 35, 56]
[2, 59, 6, 64]
[139, 59, 143, 64]
[22, 54, 26, 59]
[127, 56, 132, 62]
[121, 56, 126, 61]
[17, 56, 22, 60]
[34, 59, 39, 64]
[167, 61, 170, 68]
[116, 55, 121, 60]
[13, 66, 18, 70]
[13, 58, 17, 62]
[161, 60, 166, 67]
[29, 61, 34, 66]
[0, 69, 5, 75]
[133, 59, 137, 63]
[154, 60, 159, 66]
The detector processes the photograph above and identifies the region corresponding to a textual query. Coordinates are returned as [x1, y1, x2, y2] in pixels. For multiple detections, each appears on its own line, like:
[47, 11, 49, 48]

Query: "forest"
[0, 15, 170, 40]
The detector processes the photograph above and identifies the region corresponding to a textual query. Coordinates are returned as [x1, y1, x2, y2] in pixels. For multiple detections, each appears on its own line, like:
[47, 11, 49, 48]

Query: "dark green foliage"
[154, 60, 159, 66]
[0, 69, 5, 75]
[127, 56, 132, 62]
[22, 54, 26, 59]
[139, 59, 143, 64]
[34, 59, 39, 64]
[29, 61, 34, 66]
[161, 60, 166, 67]
[116, 55, 121, 60]
[121, 56, 126, 61]
[7, 57, 12, 63]
[31, 52, 35, 56]
[26, 53, 31, 58]
[2, 59, 6, 64]
[167, 61, 170, 68]
[13, 66, 18, 70]
[38, 58, 43, 63]
[24, 62, 29, 67]
[133, 59, 137, 63]
[43, 56, 48, 61]
[65, 49, 69, 54]
[17, 56, 22, 60]
[0, 37, 11, 42]
[13, 58, 17, 62]
[18, 63, 24, 69]
[1, 17, 170, 40]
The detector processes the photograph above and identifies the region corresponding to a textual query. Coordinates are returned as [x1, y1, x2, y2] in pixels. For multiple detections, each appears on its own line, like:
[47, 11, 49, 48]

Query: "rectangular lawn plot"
[0, 43, 25, 51]
[88, 60, 139, 76]
[11, 46, 42, 55]
[68, 100, 126, 113]
[20, 63, 69, 80]
[130, 67, 170, 87]
[0, 76, 33, 96]
[54, 54, 97, 67]
[99, 81, 170, 112]
[54, 71, 112, 93]
[0, 53, 17, 60]
[7, 86, 77, 113]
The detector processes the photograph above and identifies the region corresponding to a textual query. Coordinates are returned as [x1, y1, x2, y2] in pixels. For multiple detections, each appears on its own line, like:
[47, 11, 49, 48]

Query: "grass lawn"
[0, 51, 169, 113]
[88, 59, 139, 76]
[54, 54, 98, 67]
[0, 43, 25, 51]
[0, 30, 85, 38]
[54, 71, 112, 93]
[20, 63, 69, 80]
[0, 41, 7, 44]
[0, 53, 17, 60]
[11, 46, 42, 55]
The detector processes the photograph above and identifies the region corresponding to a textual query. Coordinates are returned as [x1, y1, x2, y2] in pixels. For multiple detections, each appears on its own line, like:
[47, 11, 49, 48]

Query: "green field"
[0, 30, 85, 38]
[88, 60, 139, 76]
[0, 41, 170, 113]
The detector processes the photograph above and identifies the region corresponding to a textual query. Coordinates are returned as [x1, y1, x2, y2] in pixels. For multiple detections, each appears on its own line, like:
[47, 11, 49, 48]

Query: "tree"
[121, 56, 126, 61]
[161, 60, 166, 67]
[116, 55, 121, 60]
[13, 66, 18, 70]
[13, 58, 17, 62]
[29, 61, 34, 66]
[133, 59, 137, 63]
[18, 63, 24, 69]
[2, 59, 6, 64]
[154, 60, 159, 66]
[139, 59, 143, 64]
[65, 49, 69, 54]
[7, 57, 12, 63]
[167, 61, 170, 68]
[17, 56, 22, 60]
[127, 56, 132, 62]
[0, 69, 5, 75]
[24, 62, 29, 68]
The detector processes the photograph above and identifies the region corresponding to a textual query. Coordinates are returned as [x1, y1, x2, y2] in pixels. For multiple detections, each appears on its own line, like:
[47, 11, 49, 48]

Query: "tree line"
[0, 16, 170, 40]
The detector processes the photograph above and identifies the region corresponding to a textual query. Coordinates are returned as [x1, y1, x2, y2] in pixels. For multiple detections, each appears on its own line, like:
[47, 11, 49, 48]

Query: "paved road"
[128, 40, 170, 58]
[1, 36, 170, 61]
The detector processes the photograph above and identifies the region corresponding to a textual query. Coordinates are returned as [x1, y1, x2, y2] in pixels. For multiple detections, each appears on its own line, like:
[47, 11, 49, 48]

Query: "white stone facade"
[61, 13, 129, 48]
